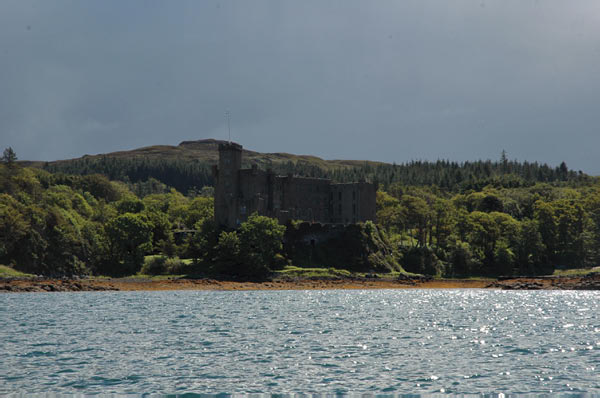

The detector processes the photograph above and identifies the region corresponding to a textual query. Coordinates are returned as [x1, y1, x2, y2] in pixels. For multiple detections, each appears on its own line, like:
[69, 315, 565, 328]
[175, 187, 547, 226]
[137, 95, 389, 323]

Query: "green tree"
[500, 149, 508, 172]
[185, 196, 214, 227]
[214, 230, 242, 274]
[516, 219, 548, 275]
[584, 192, 600, 266]
[534, 200, 558, 264]
[185, 219, 219, 265]
[43, 207, 89, 275]
[377, 204, 405, 233]
[11, 204, 48, 274]
[465, 211, 497, 272]
[237, 213, 286, 276]
[448, 240, 478, 277]
[208, 214, 286, 277]
[494, 241, 515, 276]
[535, 199, 587, 268]
[104, 213, 153, 275]
[143, 209, 173, 253]
[431, 198, 454, 249]
[464, 211, 518, 275]
[557, 200, 587, 267]
[80, 221, 109, 274]
[1, 147, 17, 169]
[376, 191, 406, 235]
[115, 196, 145, 214]
[0, 204, 29, 260]
[400, 195, 430, 247]
[80, 174, 123, 202]
[401, 246, 441, 275]
[480, 194, 504, 213]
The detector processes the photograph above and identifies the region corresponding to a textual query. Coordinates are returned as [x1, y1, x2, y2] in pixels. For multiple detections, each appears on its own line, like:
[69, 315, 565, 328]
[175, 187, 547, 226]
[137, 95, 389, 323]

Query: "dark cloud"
[1, 1, 599, 173]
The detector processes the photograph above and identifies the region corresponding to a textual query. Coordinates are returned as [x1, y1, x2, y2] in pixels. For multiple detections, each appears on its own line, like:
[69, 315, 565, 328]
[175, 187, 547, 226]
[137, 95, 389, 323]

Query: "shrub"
[272, 253, 289, 270]
[141, 256, 168, 275]
[401, 246, 441, 276]
[164, 257, 187, 274]
[141, 256, 187, 275]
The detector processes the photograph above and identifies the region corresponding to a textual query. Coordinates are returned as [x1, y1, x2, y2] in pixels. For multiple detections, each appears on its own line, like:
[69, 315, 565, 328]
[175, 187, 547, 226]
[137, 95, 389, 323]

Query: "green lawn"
[552, 267, 600, 277]
[0, 265, 35, 278]
[143, 254, 192, 264]
[274, 266, 353, 279]
[273, 265, 415, 279]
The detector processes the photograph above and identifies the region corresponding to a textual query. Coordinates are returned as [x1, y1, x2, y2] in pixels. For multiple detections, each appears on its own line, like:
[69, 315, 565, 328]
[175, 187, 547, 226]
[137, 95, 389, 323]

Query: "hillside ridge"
[24, 138, 384, 173]
[26, 138, 593, 194]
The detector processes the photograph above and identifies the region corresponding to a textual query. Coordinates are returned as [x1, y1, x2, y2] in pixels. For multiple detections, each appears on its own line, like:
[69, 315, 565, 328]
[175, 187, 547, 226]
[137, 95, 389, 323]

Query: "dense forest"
[3, 146, 600, 278]
[376, 181, 600, 277]
[44, 156, 214, 195]
[1, 147, 287, 278]
[41, 146, 593, 194]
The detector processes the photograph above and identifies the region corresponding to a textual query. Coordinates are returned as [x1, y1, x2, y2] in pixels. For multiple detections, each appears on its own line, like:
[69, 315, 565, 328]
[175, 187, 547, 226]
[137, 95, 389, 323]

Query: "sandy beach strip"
[2, 275, 599, 293]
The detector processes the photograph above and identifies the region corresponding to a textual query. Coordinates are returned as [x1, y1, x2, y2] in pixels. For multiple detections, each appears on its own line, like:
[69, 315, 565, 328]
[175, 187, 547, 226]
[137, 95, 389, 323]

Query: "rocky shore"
[0, 278, 121, 293]
[485, 273, 600, 290]
[2, 273, 600, 293]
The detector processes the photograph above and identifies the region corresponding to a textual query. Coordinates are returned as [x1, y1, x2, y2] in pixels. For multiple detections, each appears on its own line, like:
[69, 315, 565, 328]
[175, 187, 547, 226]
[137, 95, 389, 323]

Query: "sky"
[1, 1, 600, 174]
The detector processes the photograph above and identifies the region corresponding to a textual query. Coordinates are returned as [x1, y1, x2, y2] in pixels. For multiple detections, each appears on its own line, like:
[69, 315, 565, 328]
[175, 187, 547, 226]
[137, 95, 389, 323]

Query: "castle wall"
[277, 175, 330, 222]
[214, 142, 376, 229]
[328, 182, 375, 224]
[237, 167, 270, 224]
[356, 182, 377, 222]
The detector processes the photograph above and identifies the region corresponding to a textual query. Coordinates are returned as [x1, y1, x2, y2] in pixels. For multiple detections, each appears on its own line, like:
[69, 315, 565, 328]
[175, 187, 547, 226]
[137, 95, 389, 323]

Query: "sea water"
[1, 289, 600, 397]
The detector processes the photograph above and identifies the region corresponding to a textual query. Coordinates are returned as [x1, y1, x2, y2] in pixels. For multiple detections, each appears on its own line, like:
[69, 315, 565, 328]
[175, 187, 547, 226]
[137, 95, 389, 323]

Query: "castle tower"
[214, 142, 243, 228]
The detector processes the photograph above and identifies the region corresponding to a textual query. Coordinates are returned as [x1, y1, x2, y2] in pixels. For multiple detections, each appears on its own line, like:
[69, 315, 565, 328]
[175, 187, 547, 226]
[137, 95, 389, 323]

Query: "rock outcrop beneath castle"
[284, 221, 402, 272]
[213, 142, 376, 229]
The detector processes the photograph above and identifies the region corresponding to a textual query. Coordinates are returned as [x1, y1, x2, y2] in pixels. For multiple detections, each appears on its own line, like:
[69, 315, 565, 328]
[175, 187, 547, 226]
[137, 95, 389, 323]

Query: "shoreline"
[2, 274, 600, 293]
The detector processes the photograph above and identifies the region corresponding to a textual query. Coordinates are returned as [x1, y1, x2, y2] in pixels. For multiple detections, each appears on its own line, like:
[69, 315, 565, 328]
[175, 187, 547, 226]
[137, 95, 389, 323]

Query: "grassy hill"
[26, 139, 381, 171]
[23, 138, 594, 195]
[23, 139, 385, 193]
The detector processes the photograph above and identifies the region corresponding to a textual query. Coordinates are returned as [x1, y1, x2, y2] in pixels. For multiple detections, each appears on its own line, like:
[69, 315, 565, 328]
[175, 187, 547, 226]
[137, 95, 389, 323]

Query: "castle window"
[338, 192, 342, 200]
[338, 204, 342, 214]
[352, 191, 356, 201]
[353, 204, 356, 215]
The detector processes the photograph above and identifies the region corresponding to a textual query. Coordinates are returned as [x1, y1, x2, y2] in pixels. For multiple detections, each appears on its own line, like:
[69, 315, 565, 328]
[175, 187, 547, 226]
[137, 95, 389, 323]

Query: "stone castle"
[213, 142, 376, 229]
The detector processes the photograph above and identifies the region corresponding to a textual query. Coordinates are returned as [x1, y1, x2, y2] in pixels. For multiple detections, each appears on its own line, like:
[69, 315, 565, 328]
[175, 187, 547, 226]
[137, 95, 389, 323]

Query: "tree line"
[376, 182, 600, 276]
[3, 147, 600, 278]
[41, 150, 594, 195]
[1, 159, 288, 277]
[44, 156, 214, 195]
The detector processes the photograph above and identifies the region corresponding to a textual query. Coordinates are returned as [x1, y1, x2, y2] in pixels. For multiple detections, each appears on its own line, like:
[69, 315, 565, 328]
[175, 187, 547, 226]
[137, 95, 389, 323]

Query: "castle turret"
[214, 142, 243, 228]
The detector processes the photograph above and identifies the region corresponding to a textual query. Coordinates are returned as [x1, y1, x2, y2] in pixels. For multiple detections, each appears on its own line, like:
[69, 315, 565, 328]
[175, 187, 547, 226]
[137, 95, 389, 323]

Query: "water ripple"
[2, 290, 600, 396]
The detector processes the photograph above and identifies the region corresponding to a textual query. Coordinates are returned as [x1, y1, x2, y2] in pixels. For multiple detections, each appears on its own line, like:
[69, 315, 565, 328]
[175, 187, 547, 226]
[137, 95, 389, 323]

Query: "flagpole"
[225, 109, 231, 143]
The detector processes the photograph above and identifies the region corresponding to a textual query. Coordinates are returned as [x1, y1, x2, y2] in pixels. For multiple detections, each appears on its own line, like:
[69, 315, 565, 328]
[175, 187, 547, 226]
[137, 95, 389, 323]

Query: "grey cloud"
[1, 0, 599, 173]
